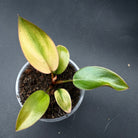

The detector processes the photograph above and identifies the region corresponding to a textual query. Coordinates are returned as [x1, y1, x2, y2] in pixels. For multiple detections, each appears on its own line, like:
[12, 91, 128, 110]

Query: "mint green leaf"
[73, 66, 129, 91]
[54, 45, 70, 74]
[54, 88, 72, 113]
[16, 90, 50, 131]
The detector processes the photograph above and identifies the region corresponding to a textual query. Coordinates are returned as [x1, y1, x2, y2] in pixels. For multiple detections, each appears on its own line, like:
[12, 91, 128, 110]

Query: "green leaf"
[73, 66, 129, 91]
[16, 90, 50, 131]
[18, 16, 59, 74]
[54, 88, 72, 113]
[54, 45, 70, 74]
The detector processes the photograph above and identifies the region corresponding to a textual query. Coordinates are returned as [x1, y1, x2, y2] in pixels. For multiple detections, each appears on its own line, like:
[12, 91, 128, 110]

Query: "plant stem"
[55, 80, 73, 84]
[51, 73, 54, 80]
[51, 73, 57, 84]
[46, 85, 53, 94]
[46, 87, 51, 94]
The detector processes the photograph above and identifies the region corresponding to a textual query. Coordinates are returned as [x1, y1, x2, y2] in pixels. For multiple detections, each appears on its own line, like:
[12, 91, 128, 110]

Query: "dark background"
[0, 0, 138, 138]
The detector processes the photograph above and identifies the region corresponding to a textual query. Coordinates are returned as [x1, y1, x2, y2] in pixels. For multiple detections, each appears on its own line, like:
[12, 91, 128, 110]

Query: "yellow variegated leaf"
[16, 90, 50, 131]
[18, 16, 59, 74]
[54, 88, 72, 113]
[54, 45, 70, 74]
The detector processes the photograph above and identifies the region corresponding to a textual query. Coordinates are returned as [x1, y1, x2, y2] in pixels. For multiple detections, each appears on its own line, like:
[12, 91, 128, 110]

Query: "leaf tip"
[18, 15, 22, 21]
[15, 128, 19, 132]
[15, 127, 25, 132]
[15, 124, 21, 132]
[66, 108, 71, 114]
[120, 80, 129, 91]
[113, 83, 129, 91]
[18, 15, 23, 28]
[123, 84, 129, 91]
[15, 119, 22, 132]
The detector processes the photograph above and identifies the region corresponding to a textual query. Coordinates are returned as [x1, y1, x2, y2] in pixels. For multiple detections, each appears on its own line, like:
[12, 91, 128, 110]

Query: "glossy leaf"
[73, 66, 129, 91]
[54, 45, 70, 74]
[54, 88, 72, 113]
[18, 16, 59, 74]
[16, 90, 50, 131]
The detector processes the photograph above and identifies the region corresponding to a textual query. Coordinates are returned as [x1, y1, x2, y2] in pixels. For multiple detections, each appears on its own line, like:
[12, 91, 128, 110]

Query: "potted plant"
[15, 16, 129, 132]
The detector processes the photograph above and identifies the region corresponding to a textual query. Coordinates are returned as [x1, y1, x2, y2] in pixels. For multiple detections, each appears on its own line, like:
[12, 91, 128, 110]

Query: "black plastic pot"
[15, 59, 85, 122]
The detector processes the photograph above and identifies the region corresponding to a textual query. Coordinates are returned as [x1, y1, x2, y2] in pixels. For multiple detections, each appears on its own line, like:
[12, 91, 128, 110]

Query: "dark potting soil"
[19, 63, 80, 119]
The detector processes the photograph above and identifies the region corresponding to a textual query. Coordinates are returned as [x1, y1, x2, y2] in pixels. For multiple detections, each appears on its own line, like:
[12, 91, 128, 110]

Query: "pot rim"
[15, 59, 85, 122]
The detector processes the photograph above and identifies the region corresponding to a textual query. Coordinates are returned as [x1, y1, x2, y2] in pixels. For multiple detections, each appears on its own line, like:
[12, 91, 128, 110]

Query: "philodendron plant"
[16, 16, 129, 131]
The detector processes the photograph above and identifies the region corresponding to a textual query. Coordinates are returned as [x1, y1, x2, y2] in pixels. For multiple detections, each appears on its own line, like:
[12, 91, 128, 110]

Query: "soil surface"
[19, 63, 80, 119]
